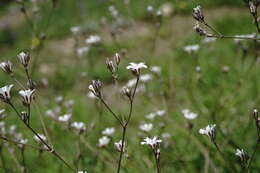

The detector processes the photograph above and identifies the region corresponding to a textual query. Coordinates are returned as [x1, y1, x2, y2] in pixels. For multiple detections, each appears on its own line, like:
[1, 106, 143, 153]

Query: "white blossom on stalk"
[33, 134, 47, 143]
[71, 122, 86, 132]
[182, 109, 198, 120]
[0, 61, 12, 74]
[98, 136, 110, 147]
[19, 89, 35, 105]
[141, 136, 162, 149]
[85, 35, 101, 45]
[126, 62, 147, 76]
[139, 123, 153, 132]
[58, 114, 72, 123]
[199, 124, 216, 141]
[102, 127, 115, 136]
[184, 45, 200, 53]
[235, 148, 249, 162]
[17, 52, 30, 67]
[114, 140, 126, 152]
[0, 84, 14, 101]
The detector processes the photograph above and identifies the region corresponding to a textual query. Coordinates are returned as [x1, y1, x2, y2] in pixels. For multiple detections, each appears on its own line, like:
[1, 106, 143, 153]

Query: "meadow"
[0, 0, 259, 173]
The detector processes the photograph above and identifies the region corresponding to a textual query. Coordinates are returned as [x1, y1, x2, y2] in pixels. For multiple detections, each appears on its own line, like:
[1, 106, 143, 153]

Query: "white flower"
[102, 127, 115, 136]
[150, 66, 161, 75]
[162, 133, 171, 139]
[98, 136, 110, 147]
[156, 110, 165, 116]
[235, 148, 249, 162]
[182, 109, 198, 120]
[33, 134, 47, 143]
[126, 78, 137, 88]
[0, 61, 12, 74]
[139, 123, 153, 132]
[184, 45, 200, 53]
[78, 171, 87, 173]
[199, 124, 216, 140]
[0, 84, 14, 101]
[71, 122, 86, 132]
[17, 52, 30, 67]
[141, 136, 162, 149]
[45, 109, 56, 119]
[126, 62, 147, 75]
[58, 114, 72, 123]
[55, 96, 63, 104]
[85, 35, 101, 44]
[0, 109, 5, 115]
[77, 47, 89, 57]
[147, 5, 154, 12]
[18, 138, 28, 148]
[146, 112, 157, 120]
[139, 74, 152, 83]
[70, 26, 81, 35]
[114, 140, 126, 152]
[202, 37, 216, 44]
[19, 89, 35, 105]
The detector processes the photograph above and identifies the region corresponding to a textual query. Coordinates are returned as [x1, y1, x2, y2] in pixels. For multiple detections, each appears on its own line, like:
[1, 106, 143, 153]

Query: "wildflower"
[0, 61, 13, 74]
[249, 1, 257, 16]
[114, 140, 126, 152]
[202, 37, 216, 44]
[17, 52, 30, 68]
[102, 127, 115, 136]
[113, 53, 120, 66]
[126, 78, 137, 88]
[139, 74, 153, 83]
[18, 138, 28, 148]
[77, 47, 89, 57]
[78, 171, 87, 173]
[199, 124, 216, 141]
[70, 26, 81, 35]
[122, 86, 131, 98]
[33, 134, 47, 143]
[58, 114, 72, 123]
[55, 96, 63, 104]
[71, 122, 86, 132]
[150, 66, 161, 75]
[156, 110, 165, 116]
[192, 5, 204, 22]
[147, 5, 154, 13]
[98, 136, 110, 147]
[139, 123, 153, 132]
[106, 58, 116, 74]
[85, 35, 101, 45]
[146, 112, 157, 120]
[19, 89, 35, 105]
[0, 84, 14, 102]
[182, 109, 198, 120]
[195, 66, 201, 72]
[45, 109, 56, 119]
[89, 80, 102, 98]
[235, 149, 249, 162]
[87, 91, 98, 99]
[141, 136, 162, 149]
[126, 62, 147, 76]
[184, 45, 200, 53]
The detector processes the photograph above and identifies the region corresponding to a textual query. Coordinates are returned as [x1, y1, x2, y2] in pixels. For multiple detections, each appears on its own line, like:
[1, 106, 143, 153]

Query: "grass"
[0, 0, 260, 173]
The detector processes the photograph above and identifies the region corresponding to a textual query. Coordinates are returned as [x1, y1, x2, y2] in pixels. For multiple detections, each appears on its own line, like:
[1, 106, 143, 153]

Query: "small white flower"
[139, 123, 153, 132]
[139, 74, 153, 83]
[184, 45, 200, 53]
[55, 96, 63, 104]
[58, 114, 72, 123]
[182, 109, 198, 120]
[17, 52, 30, 67]
[147, 5, 154, 12]
[141, 136, 162, 149]
[126, 62, 147, 75]
[156, 110, 165, 116]
[85, 35, 101, 44]
[71, 122, 86, 132]
[19, 89, 35, 105]
[114, 140, 126, 152]
[102, 127, 115, 136]
[78, 171, 87, 173]
[202, 37, 216, 44]
[126, 78, 137, 88]
[150, 66, 161, 75]
[235, 148, 249, 162]
[33, 134, 47, 143]
[0, 61, 12, 74]
[199, 124, 216, 141]
[0, 84, 14, 101]
[18, 138, 28, 148]
[45, 109, 56, 119]
[145, 112, 157, 120]
[98, 136, 110, 147]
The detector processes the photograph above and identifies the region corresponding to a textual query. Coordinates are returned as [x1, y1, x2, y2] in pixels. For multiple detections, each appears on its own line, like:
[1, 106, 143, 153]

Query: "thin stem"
[203, 21, 222, 37]
[25, 68, 33, 88]
[252, 13, 260, 34]
[207, 34, 260, 40]
[100, 99, 123, 126]
[21, 148, 27, 173]
[27, 105, 31, 125]
[8, 102, 76, 172]
[117, 127, 126, 173]
[11, 74, 26, 90]
[153, 149, 161, 173]
[245, 139, 260, 173]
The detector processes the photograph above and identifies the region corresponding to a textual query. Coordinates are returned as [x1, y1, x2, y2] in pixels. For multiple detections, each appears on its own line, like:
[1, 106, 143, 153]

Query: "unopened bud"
[122, 87, 131, 98]
[0, 61, 13, 75]
[249, 1, 257, 16]
[192, 6, 204, 22]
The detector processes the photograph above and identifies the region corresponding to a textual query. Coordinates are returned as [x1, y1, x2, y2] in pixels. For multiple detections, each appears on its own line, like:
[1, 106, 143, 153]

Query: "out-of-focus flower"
[184, 45, 200, 53]
[146, 112, 157, 120]
[147, 5, 154, 13]
[139, 123, 153, 132]
[140, 74, 153, 83]
[202, 37, 216, 44]
[19, 89, 35, 105]
[0, 61, 13, 74]
[58, 114, 72, 123]
[102, 127, 115, 136]
[85, 35, 101, 45]
[0, 109, 7, 120]
[182, 109, 198, 120]
[98, 136, 110, 147]
[17, 52, 30, 68]
[114, 140, 126, 152]
[71, 122, 86, 132]
[77, 47, 89, 57]
[33, 134, 47, 143]
[150, 66, 161, 75]
[156, 110, 165, 116]
[0, 84, 14, 102]
[70, 26, 81, 35]
[126, 62, 147, 76]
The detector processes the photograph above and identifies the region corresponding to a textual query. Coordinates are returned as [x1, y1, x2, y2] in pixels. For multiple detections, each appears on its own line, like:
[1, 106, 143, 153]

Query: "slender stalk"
[203, 22, 222, 37]
[8, 102, 76, 172]
[252, 14, 260, 34]
[116, 127, 126, 173]
[21, 148, 27, 173]
[153, 149, 161, 173]
[207, 34, 260, 40]
[245, 139, 260, 173]
[100, 99, 123, 126]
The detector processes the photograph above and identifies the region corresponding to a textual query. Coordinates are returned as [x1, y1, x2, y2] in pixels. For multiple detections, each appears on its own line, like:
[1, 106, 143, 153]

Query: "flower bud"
[192, 6, 204, 22]
[0, 61, 13, 75]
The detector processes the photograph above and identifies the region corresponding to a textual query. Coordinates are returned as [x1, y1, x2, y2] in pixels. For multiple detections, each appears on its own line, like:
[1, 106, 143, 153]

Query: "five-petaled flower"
[126, 62, 147, 76]
[0, 85, 14, 102]
[199, 124, 216, 141]
[17, 52, 30, 68]
[0, 61, 13, 74]
[19, 89, 35, 105]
